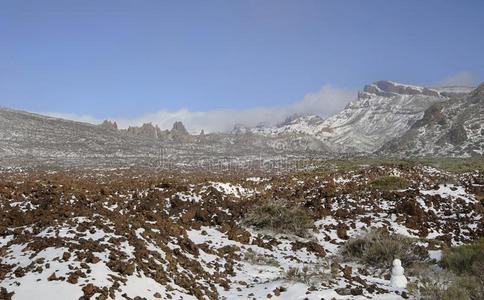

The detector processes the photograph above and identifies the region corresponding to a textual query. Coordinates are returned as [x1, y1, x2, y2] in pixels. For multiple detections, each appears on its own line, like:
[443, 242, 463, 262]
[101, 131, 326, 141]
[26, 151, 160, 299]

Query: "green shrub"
[441, 239, 484, 277]
[454, 276, 484, 300]
[243, 202, 313, 237]
[409, 240, 484, 300]
[340, 229, 428, 268]
[369, 176, 411, 190]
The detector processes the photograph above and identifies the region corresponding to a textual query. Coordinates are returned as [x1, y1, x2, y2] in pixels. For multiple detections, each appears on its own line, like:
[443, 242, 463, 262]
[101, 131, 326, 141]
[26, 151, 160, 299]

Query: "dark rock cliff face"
[440, 124, 468, 146]
[379, 83, 483, 157]
[412, 104, 446, 128]
[469, 83, 484, 101]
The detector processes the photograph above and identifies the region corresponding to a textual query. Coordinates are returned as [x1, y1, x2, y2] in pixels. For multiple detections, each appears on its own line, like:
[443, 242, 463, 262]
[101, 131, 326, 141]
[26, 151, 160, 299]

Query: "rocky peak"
[232, 124, 250, 134]
[126, 123, 161, 139]
[278, 113, 303, 126]
[171, 121, 189, 135]
[99, 120, 118, 131]
[470, 82, 484, 99]
[359, 80, 440, 99]
[170, 121, 192, 143]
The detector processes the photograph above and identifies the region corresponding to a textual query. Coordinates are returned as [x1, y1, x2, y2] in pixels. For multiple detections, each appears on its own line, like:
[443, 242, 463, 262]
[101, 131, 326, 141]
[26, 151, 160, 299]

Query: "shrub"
[283, 261, 332, 285]
[243, 201, 313, 237]
[409, 277, 470, 300]
[408, 267, 483, 300]
[369, 176, 411, 191]
[441, 239, 484, 277]
[243, 249, 280, 267]
[340, 229, 428, 268]
[408, 240, 484, 300]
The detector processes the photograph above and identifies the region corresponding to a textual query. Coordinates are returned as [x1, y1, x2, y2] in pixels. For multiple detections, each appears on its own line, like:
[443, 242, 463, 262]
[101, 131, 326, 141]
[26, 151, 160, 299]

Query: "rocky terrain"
[380, 83, 484, 157]
[249, 81, 476, 153]
[0, 163, 482, 299]
[0, 80, 482, 169]
[0, 109, 329, 170]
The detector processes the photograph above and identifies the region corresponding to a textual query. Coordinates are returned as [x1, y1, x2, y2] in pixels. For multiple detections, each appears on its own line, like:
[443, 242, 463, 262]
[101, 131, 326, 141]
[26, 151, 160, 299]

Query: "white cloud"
[42, 84, 356, 133]
[42, 112, 101, 125]
[437, 71, 478, 87]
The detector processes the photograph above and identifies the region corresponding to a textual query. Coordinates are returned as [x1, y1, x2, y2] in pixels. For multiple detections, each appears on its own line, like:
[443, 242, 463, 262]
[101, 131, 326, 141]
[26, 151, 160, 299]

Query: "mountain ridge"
[0, 80, 481, 168]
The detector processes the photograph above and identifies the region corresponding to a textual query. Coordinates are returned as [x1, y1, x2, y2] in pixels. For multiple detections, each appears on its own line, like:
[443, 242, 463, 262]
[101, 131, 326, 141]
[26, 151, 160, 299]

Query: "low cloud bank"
[45, 84, 356, 133]
[436, 71, 478, 87]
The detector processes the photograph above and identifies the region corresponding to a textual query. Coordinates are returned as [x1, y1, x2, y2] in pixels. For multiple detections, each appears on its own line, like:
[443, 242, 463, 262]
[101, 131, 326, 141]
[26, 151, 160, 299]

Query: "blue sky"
[0, 0, 483, 130]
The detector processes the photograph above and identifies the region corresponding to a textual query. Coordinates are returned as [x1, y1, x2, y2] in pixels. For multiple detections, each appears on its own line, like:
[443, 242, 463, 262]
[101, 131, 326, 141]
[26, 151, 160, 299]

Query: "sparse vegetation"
[408, 269, 470, 300]
[283, 261, 333, 285]
[409, 268, 484, 300]
[369, 176, 411, 190]
[340, 229, 428, 268]
[243, 249, 280, 267]
[314, 157, 484, 175]
[243, 201, 314, 237]
[315, 159, 413, 173]
[418, 157, 484, 174]
[441, 239, 484, 276]
[409, 240, 484, 300]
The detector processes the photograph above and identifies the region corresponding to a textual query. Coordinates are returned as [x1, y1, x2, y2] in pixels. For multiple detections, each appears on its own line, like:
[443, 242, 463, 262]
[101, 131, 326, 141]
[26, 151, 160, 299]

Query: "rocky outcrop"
[251, 80, 449, 153]
[380, 83, 483, 157]
[443, 124, 468, 146]
[99, 120, 118, 131]
[412, 104, 446, 128]
[198, 129, 207, 143]
[126, 123, 162, 140]
[470, 83, 484, 100]
[359, 80, 440, 99]
[171, 121, 192, 143]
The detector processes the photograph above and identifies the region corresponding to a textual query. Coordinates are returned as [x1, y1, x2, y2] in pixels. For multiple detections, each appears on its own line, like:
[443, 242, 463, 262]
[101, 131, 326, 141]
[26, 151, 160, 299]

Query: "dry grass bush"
[243, 249, 280, 267]
[369, 176, 411, 191]
[408, 239, 484, 300]
[283, 261, 333, 286]
[441, 239, 484, 277]
[242, 201, 314, 237]
[408, 268, 469, 300]
[340, 229, 428, 268]
[408, 267, 483, 300]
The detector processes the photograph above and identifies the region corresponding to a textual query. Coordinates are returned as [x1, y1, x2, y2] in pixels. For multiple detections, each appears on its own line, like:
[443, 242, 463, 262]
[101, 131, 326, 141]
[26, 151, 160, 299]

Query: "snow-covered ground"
[0, 164, 482, 299]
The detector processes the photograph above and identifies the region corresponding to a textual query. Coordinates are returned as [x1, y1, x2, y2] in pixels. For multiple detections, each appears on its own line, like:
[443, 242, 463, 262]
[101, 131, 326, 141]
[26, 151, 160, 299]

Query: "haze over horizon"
[1, 0, 483, 131]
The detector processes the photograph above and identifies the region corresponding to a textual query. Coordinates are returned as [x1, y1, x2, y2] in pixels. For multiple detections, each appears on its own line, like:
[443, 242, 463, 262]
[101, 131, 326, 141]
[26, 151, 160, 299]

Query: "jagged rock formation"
[0, 108, 158, 165]
[0, 108, 324, 169]
[125, 123, 162, 140]
[198, 129, 207, 143]
[380, 83, 484, 157]
[171, 121, 192, 143]
[0, 80, 481, 168]
[277, 113, 303, 127]
[98, 120, 118, 131]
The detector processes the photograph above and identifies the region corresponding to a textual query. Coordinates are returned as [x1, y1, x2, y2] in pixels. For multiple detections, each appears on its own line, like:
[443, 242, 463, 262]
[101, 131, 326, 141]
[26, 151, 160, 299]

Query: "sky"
[1, 0, 483, 131]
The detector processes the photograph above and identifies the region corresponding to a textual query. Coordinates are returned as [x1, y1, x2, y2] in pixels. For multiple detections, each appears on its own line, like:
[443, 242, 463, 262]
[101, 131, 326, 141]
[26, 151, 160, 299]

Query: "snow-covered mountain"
[0, 80, 480, 168]
[380, 83, 484, 157]
[0, 107, 331, 168]
[0, 107, 167, 167]
[251, 80, 474, 153]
